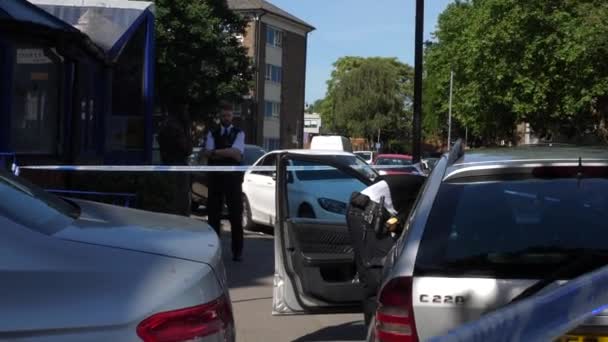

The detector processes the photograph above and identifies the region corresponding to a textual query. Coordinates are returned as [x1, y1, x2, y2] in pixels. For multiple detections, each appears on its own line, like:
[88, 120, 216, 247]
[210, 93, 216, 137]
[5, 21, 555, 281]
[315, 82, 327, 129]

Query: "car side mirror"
[271, 172, 277, 181]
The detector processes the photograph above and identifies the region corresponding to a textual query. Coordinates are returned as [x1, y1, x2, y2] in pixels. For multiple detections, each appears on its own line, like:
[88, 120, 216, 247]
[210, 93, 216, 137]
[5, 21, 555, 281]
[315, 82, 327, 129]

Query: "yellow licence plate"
[558, 336, 608, 342]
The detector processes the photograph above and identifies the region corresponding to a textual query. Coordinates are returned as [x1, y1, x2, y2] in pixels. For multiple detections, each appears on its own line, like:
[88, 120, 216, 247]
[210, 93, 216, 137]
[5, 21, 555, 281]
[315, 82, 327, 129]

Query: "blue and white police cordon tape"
[20, 164, 413, 172]
[11, 163, 19, 176]
[427, 263, 608, 342]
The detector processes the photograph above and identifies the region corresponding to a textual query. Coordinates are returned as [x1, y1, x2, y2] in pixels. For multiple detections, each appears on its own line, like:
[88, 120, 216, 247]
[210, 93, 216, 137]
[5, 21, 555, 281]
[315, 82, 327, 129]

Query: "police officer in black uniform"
[204, 104, 246, 261]
[346, 174, 426, 325]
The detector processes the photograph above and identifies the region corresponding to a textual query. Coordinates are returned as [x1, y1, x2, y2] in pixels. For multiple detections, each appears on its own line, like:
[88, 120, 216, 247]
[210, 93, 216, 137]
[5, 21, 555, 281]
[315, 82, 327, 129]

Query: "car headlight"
[378, 170, 388, 176]
[318, 198, 347, 215]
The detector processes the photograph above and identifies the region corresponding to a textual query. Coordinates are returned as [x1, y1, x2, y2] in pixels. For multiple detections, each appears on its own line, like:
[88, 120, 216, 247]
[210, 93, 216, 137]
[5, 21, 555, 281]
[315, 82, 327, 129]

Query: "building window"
[266, 26, 283, 48]
[10, 47, 60, 154]
[304, 120, 318, 128]
[263, 138, 281, 151]
[265, 64, 282, 83]
[264, 101, 280, 118]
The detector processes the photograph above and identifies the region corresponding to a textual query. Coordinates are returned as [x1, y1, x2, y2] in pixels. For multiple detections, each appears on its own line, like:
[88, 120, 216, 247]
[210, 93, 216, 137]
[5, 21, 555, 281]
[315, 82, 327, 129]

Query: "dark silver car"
[272, 143, 608, 342]
[0, 170, 234, 342]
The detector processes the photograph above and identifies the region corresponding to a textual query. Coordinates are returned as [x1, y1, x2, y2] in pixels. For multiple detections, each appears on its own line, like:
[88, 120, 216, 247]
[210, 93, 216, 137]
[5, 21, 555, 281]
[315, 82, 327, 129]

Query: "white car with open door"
[271, 151, 383, 316]
[242, 150, 378, 230]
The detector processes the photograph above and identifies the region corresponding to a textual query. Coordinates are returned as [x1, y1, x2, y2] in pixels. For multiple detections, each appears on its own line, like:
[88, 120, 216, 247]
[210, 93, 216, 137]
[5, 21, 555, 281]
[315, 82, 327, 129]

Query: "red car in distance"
[373, 154, 423, 175]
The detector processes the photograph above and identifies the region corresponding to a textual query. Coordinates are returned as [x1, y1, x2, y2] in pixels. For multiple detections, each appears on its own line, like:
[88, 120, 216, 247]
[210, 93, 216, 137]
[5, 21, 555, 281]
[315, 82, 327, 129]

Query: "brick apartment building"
[228, 0, 314, 151]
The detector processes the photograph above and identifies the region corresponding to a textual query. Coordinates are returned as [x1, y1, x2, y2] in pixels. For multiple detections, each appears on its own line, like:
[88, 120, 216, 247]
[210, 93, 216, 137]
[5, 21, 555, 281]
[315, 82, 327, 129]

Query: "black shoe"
[232, 255, 243, 262]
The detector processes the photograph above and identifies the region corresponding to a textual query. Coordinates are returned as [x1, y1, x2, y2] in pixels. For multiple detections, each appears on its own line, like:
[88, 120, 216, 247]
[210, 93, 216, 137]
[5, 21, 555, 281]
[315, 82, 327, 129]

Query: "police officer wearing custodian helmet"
[204, 103, 246, 261]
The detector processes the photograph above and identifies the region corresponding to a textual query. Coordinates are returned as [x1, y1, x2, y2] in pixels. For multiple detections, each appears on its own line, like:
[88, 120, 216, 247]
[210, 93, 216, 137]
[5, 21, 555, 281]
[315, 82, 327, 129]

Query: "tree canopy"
[424, 0, 608, 143]
[319, 57, 414, 150]
[154, 0, 253, 118]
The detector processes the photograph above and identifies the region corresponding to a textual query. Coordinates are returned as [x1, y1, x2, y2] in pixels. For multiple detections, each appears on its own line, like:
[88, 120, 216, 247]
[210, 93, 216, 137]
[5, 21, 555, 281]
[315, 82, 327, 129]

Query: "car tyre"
[242, 194, 255, 230]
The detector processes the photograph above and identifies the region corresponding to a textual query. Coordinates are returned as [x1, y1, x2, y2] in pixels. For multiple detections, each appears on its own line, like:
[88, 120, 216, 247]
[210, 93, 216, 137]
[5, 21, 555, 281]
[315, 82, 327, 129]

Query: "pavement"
[212, 218, 367, 342]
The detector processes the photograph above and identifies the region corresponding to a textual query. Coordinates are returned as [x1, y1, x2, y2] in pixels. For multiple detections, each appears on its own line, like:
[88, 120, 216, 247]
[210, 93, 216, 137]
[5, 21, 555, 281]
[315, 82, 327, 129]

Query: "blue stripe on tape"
[19, 165, 416, 172]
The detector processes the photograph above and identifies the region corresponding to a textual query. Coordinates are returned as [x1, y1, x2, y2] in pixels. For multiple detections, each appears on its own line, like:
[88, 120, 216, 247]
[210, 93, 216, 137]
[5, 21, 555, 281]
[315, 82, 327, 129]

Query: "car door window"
[286, 157, 368, 220]
[260, 154, 277, 177]
[251, 156, 267, 176]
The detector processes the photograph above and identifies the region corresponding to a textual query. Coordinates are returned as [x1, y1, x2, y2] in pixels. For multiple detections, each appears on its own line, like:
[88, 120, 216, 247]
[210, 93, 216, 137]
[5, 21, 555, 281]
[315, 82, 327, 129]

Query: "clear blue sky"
[268, 0, 454, 104]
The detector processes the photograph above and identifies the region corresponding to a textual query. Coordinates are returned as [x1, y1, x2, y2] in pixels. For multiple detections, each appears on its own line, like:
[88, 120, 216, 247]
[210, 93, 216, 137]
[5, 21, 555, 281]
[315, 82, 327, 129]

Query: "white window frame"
[266, 26, 283, 48]
[265, 64, 282, 84]
[264, 101, 280, 118]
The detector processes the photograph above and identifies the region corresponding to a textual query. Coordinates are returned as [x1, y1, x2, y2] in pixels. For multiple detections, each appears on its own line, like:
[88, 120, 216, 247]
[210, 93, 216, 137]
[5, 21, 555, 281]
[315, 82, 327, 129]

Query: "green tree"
[425, 0, 608, 143]
[321, 57, 414, 149]
[154, 0, 253, 158]
[306, 99, 325, 114]
[146, 0, 252, 216]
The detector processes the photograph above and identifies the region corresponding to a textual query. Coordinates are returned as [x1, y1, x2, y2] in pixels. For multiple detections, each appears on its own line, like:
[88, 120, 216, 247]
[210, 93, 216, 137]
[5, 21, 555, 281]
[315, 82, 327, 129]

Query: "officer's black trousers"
[346, 202, 396, 297]
[207, 172, 244, 257]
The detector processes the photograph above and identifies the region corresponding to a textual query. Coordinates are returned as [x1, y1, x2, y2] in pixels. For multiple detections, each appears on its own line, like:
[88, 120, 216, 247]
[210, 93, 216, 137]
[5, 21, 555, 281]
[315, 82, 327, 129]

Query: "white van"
[309, 135, 353, 152]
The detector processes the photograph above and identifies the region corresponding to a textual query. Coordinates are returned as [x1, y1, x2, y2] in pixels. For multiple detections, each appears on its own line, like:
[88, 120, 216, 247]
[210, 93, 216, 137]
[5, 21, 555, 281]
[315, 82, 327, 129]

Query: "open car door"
[272, 152, 377, 314]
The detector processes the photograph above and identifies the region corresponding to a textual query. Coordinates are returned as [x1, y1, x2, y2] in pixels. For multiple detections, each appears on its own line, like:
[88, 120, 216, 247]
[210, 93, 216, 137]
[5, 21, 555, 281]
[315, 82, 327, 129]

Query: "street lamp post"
[448, 70, 454, 151]
[412, 0, 424, 163]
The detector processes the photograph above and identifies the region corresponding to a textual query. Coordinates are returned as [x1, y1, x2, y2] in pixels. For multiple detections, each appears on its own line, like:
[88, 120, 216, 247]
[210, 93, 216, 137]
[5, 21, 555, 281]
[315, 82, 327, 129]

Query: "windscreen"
[0, 171, 79, 234]
[356, 152, 372, 159]
[293, 155, 378, 182]
[376, 157, 412, 166]
[243, 147, 266, 165]
[415, 176, 608, 278]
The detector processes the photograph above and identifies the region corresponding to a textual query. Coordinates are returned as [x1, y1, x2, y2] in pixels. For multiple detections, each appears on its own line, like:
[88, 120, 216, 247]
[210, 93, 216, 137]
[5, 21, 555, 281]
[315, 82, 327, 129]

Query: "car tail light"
[375, 277, 418, 342]
[137, 294, 234, 342]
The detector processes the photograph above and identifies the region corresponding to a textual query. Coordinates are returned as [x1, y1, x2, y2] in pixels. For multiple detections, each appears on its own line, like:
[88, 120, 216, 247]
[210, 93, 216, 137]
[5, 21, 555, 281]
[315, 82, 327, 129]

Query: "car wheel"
[242, 194, 254, 230]
[298, 203, 316, 218]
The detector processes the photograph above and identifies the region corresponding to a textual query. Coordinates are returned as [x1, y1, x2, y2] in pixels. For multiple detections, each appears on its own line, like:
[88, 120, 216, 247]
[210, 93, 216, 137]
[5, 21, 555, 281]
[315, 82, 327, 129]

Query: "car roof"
[377, 154, 412, 159]
[267, 149, 356, 156]
[445, 145, 608, 178]
[245, 144, 264, 149]
[455, 145, 608, 165]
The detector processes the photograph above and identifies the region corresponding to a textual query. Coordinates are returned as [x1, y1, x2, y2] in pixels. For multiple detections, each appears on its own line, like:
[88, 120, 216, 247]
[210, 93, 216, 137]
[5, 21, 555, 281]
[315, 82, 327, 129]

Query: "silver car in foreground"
[371, 144, 608, 341]
[0, 171, 234, 342]
[271, 144, 608, 342]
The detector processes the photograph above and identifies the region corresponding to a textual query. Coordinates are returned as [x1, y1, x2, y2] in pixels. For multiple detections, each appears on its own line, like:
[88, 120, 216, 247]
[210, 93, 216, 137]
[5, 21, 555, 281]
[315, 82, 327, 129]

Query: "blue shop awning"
[0, 0, 79, 32]
[28, 0, 154, 60]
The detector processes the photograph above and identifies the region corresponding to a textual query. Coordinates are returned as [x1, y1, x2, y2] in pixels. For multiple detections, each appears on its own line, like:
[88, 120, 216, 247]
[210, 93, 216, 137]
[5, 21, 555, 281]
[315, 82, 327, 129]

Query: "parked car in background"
[273, 142, 608, 342]
[309, 135, 353, 152]
[373, 153, 423, 175]
[190, 144, 266, 210]
[0, 170, 235, 342]
[241, 150, 378, 229]
[354, 151, 375, 164]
